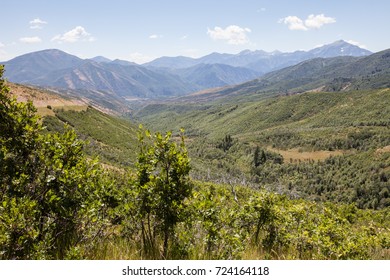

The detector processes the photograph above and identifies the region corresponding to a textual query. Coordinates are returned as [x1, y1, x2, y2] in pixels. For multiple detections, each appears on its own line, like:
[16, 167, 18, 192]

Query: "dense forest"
[1, 65, 390, 260]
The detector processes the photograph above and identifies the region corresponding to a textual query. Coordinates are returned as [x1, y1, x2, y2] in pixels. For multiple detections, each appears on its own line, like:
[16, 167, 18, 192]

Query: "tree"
[135, 126, 192, 259]
[254, 146, 267, 167]
[217, 134, 233, 152]
[241, 192, 280, 251]
[0, 65, 112, 259]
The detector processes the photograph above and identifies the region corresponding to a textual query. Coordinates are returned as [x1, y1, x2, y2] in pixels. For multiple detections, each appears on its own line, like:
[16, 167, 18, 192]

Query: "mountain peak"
[90, 56, 112, 63]
[110, 59, 138, 66]
[309, 40, 372, 57]
[333, 39, 348, 44]
[237, 49, 269, 56]
[238, 49, 252, 55]
[34, 48, 67, 54]
[3, 49, 83, 83]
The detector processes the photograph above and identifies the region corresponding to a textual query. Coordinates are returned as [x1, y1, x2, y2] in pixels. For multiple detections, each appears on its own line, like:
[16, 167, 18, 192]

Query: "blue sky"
[1, 0, 389, 63]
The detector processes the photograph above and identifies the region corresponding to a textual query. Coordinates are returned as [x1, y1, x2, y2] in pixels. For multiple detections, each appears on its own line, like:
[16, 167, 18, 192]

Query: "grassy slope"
[44, 107, 138, 167]
[7, 82, 139, 167]
[136, 89, 390, 141]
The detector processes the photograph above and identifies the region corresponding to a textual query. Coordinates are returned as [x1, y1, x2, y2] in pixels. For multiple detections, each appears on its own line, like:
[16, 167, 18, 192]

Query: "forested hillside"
[136, 89, 390, 209]
[44, 107, 138, 167]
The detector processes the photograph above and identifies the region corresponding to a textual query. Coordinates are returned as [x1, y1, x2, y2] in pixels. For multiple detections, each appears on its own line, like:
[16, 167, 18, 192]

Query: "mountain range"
[144, 40, 371, 72]
[1, 40, 380, 111]
[181, 48, 390, 103]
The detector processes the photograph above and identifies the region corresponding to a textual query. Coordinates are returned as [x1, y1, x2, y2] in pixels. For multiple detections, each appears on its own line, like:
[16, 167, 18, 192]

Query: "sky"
[1, 0, 390, 64]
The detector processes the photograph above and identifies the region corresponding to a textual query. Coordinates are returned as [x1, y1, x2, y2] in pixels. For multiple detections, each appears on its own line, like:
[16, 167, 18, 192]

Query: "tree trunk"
[163, 225, 169, 259]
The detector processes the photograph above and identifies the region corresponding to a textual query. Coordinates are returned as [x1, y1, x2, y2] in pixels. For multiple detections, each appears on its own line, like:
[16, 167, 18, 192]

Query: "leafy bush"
[0, 66, 114, 259]
[129, 127, 192, 259]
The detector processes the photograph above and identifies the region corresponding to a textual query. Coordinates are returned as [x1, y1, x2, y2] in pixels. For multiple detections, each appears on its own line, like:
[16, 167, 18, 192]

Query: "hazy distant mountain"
[201, 50, 279, 68]
[257, 48, 390, 92]
[1, 41, 375, 105]
[109, 59, 138, 66]
[143, 40, 372, 90]
[308, 40, 372, 57]
[90, 56, 112, 63]
[183, 48, 390, 102]
[28, 59, 197, 99]
[144, 40, 372, 73]
[2, 49, 82, 82]
[174, 63, 259, 88]
[143, 56, 197, 69]
[2, 49, 199, 99]
[31, 60, 146, 96]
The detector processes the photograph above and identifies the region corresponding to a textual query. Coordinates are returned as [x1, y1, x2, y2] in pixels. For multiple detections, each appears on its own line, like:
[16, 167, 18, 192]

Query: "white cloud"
[279, 14, 336, 31]
[0, 42, 4, 48]
[51, 26, 95, 43]
[347, 40, 367, 49]
[149, 34, 162, 39]
[305, 14, 336, 29]
[207, 25, 251, 45]
[128, 52, 155, 64]
[29, 18, 47, 29]
[279, 16, 308, 31]
[181, 35, 188, 40]
[19, 36, 42, 44]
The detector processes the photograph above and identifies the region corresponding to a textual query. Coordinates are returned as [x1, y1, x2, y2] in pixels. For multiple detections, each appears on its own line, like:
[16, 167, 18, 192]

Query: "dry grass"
[8, 82, 87, 116]
[87, 238, 141, 260]
[376, 145, 390, 154]
[37, 105, 88, 116]
[268, 146, 344, 162]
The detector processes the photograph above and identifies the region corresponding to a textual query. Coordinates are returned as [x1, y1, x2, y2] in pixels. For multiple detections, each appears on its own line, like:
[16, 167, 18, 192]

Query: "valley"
[136, 88, 390, 208]
[1, 41, 390, 260]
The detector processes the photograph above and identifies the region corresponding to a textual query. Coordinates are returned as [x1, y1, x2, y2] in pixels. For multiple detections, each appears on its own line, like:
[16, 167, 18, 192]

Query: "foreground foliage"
[95, 181, 390, 260]
[134, 127, 192, 258]
[0, 66, 115, 259]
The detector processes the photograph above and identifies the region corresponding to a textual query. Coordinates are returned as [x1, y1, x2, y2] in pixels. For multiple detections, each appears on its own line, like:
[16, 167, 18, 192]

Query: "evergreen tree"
[217, 134, 233, 152]
[254, 146, 267, 167]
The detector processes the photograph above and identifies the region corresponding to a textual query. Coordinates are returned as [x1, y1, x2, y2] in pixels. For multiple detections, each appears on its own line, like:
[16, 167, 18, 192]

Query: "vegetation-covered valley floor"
[136, 89, 390, 209]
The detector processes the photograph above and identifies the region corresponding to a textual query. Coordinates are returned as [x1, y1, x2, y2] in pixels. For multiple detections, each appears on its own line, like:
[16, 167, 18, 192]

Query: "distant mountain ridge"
[182, 48, 390, 103]
[3, 50, 197, 99]
[3, 49, 82, 82]
[144, 40, 372, 73]
[0, 40, 375, 111]
[176, 63, 259, 88]
[90, 56, 112, 63]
